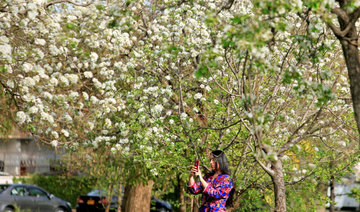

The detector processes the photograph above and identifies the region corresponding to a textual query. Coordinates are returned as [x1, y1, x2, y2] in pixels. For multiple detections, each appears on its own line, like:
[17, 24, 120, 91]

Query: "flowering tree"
[1, 0, 359, 211]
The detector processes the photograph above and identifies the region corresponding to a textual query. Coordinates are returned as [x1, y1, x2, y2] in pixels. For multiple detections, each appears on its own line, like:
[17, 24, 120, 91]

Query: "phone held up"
[194, 160, 199, 173]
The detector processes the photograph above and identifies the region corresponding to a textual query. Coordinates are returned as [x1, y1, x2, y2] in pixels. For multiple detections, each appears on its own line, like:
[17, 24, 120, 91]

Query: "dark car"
[150, 197, 172, 212]
[76, 189, 172, 212]
[76, 189, 118, 212]
[0, 184, 72, 212]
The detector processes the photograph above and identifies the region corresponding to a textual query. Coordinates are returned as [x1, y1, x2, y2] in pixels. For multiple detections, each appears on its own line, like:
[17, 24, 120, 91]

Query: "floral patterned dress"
[187, 173, 233, 212]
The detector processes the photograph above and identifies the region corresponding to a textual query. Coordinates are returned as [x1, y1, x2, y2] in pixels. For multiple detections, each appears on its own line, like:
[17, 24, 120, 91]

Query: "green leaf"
[195, 64, 209, 79]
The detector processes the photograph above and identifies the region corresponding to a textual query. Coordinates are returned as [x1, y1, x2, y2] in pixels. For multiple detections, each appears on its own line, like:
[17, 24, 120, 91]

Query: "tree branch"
[331, 7, 349, 23]
[45, 0, 91, 9]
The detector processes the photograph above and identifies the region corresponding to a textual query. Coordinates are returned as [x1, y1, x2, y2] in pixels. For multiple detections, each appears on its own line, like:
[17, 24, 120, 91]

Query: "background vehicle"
[76, 189, 118, 212]
[0, 184, 72, 212]
[76, 189, 172, 212]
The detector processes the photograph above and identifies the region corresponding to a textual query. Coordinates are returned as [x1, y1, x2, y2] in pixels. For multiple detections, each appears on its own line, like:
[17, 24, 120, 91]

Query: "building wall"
[0, 139, 57, 176]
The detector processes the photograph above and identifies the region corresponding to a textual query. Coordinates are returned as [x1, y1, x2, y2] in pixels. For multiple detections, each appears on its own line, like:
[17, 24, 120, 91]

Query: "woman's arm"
[203, 175, 233, 199]
[187, 166, 204, 194]
[197, 169, 208, 189]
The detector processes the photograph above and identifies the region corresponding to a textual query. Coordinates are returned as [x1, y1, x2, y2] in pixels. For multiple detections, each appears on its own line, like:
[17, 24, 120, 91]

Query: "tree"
[1, 0, 359, 211]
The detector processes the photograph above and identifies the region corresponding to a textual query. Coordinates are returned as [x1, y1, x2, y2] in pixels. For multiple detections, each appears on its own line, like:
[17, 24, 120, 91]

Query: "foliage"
[1, 0, 359, 210]
[13, 174, 96, 208]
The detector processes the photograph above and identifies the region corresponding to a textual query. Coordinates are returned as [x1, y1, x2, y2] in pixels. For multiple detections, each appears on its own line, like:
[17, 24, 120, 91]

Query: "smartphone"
[194, 160, 199, 172]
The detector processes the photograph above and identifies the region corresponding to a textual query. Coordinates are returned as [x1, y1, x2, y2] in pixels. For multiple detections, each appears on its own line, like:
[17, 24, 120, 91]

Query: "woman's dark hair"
[211, 150, 231, 175]
[211, 150, 235, 207]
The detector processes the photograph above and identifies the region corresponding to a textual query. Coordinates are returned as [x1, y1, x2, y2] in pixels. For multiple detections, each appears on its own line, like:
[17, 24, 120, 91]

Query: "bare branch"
[247, 142, 275, 176]
[45, 0, 91, 9]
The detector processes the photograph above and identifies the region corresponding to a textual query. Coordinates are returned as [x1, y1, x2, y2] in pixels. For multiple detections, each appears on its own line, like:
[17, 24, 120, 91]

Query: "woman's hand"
[191, 166, 202, 178]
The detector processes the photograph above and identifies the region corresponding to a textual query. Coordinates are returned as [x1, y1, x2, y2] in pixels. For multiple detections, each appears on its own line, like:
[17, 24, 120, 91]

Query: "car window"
[87, 189, 103, 196]
[28, 188, 47, 198]
[0, 185, 9, 194]
[11, 186, 28, 196]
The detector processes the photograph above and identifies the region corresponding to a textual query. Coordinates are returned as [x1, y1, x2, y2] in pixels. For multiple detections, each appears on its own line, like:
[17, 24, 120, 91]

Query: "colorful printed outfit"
[187, 173, 233, 212]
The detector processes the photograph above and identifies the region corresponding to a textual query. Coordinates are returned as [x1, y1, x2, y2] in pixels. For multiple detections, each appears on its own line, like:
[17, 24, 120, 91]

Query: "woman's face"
[210, 155, 217, 171]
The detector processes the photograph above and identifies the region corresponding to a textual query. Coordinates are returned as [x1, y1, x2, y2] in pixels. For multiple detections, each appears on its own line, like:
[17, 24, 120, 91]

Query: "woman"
[187, 150, 234, 212]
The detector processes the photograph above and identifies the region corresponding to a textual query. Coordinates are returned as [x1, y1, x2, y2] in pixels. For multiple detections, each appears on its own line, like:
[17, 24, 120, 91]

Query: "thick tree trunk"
[178, 175, 186, 212]
[334, 6, 360, 137]
[340, 39, 360, 137]
[271, 160, 286, 212]
[121, 180, 154, 212]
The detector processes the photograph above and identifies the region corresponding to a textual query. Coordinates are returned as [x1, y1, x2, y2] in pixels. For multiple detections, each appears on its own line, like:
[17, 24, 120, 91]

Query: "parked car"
[150, 197, 172, 212]
[0, 184, 72, 212]
[76, 189, 172, 212]
[76, 189, 118, 212]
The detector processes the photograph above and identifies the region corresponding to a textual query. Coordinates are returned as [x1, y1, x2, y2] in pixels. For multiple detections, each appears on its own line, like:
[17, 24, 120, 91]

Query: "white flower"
[69, 91, 79, 99]
[16, 111, 27, 124]
[0, 44, 11, 54]
[59, 75, 69, 86]
[153, 104, 163, 114]
[308, 163, 316, 168]
[82, 92, 89, 100]
[66, 74, 79, 84]
[180, 112, 187, 120]
[22, 63, 33, 73]
[88, 122, 95, 130]
[338, 141, 346, 147]
[213, 99, 219, 105]
[194, 93, 202, 100]
[61, 129, 69, 137]
[6, 80, 14, 89]
[29, 106, 38, 114]
[0, 36, 9, 44]
[34, 38, 46, 46]
[51, 140, 58, 147]
[169, 119, 174, 124]
[90, 52, 98, 62]
[150, 168, 158, 176]
[165, 75, 171, 80]
[105, 118, 112, 129]
[50, 77, 58, 86]
[63, 113, 73, 122]
[51, 131, 59, 139]
[84, 71, 93, 78]
[90, 96, 99, 104]
[49, 45, 60, 56]
[23, 77, 36, 87]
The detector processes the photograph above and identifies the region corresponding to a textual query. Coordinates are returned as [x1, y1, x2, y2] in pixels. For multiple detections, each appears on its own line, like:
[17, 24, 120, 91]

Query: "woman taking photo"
[187, 150, 234, 212]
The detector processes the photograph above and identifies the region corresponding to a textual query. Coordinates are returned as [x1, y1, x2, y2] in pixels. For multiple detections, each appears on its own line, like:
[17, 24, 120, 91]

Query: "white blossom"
[16, 111, 27, 124]
[84, 71, 93, 78]
[34, 38, 46, 46]
[51, 140, 58, 147]
[61, 129, 70, 137]
[194, 93, 202, 100]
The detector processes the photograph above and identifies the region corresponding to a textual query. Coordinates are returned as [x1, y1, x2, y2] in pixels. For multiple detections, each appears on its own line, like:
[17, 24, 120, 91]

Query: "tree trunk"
[178, 175, 186, 212]
[329, 175, 335, 212]
[271, 160, 286, 212]
[329, 159, 335, 212]
[121, 180, 154, 212]
[334, 7, 360, 137]
[340, 39, 360, 137]
[117, 184, 122, 212]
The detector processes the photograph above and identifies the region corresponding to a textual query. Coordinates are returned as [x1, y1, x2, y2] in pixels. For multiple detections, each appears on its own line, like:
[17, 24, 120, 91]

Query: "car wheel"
[4, 207, 14, 212]
[55, 207, 66, 212]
